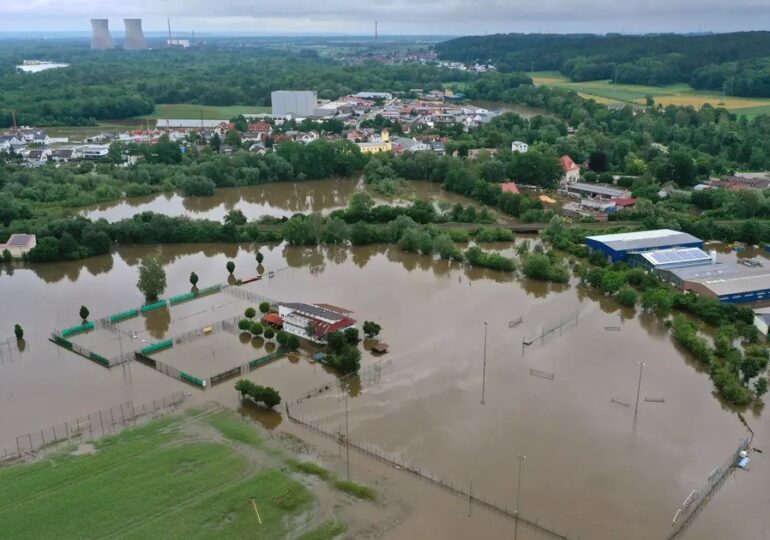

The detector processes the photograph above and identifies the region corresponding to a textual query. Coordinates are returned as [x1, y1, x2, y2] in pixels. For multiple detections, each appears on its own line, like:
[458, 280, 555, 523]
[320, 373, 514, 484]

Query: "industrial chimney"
[90, 19, 114, 49]
[123, 19, 148, 50]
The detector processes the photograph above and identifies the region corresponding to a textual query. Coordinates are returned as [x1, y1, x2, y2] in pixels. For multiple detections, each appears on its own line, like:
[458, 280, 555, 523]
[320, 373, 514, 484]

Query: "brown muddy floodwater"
[78, 179, 485, 223]
[0, 241, 767, 540]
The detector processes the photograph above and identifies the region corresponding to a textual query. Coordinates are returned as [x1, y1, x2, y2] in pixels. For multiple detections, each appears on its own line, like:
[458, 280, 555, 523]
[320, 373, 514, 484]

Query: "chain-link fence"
[286, 405, 581, 540]
[667, 436, 751, 539]
[0, 336, 25, 365]
[1, 391, 187, 463]
[288, 358, 392, 406]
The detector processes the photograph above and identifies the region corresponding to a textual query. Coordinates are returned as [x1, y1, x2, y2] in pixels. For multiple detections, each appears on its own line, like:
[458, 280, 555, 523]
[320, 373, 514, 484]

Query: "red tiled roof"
[611, 197, 637, 207]
[500, 182, 520, 195]
[261, 313, 283, 327]
[560, 155, 580, 172]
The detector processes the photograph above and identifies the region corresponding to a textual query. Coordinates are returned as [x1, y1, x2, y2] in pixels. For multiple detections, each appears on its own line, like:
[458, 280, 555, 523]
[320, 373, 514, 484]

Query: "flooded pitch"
[1, 242, 767, 539]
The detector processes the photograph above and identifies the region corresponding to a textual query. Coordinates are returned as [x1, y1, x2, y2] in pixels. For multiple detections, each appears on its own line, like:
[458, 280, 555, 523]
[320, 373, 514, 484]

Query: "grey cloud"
[0, 0, 769, 33]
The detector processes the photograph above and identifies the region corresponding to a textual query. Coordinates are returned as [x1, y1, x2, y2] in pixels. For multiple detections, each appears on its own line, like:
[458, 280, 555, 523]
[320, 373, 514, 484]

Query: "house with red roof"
[248, 121, 272, 136]
[500, 182, 520, 195]
[278, 303, 356, 344]
[560, 155, 581, 185]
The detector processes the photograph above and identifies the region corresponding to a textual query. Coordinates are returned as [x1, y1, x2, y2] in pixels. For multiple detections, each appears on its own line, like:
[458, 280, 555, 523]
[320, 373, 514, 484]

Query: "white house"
[0, 234, 36, 257]
[277, 303, 356, 344]
[511, 140, 529, 153]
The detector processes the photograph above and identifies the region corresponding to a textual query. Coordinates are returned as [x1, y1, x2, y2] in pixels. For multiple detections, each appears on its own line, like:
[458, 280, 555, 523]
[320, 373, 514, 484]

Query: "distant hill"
[435, 32, 770, 97]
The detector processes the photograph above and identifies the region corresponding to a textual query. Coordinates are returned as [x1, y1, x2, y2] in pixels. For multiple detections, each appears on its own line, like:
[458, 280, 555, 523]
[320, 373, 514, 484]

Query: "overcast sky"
[1, 0, 769, 35]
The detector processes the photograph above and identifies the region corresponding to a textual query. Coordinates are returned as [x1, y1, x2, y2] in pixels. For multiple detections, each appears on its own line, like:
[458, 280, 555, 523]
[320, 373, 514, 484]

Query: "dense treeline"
[0, 43, 530, 127]
[435, 32, 770, 96]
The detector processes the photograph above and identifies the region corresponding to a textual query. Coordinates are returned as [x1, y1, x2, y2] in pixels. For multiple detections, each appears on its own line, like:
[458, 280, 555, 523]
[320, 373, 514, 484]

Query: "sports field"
[0, 408, 368, 539]
[528, 71, 770, 116]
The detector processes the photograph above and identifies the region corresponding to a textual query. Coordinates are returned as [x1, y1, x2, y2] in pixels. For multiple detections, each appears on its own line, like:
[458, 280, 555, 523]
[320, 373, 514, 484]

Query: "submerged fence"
[288, 358, 392, 406]
[286, 405, 581, 540]
[1, 391, 187, 462]
[522, 309, 580, 350]
[667, 437, 751, 539]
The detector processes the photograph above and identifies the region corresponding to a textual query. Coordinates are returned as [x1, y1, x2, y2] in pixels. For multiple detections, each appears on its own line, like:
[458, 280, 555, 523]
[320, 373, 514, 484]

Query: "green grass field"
[0, 409, 339, 539]
[142, 103, 271, 120]
[527, 71, 770, 116]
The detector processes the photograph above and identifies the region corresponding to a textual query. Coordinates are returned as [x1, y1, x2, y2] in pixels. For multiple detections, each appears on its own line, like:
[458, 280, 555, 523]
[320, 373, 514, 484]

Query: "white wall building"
[271, 91, 318, 117]
[277, 303, 356, 344]
[511, 140, 529, 153]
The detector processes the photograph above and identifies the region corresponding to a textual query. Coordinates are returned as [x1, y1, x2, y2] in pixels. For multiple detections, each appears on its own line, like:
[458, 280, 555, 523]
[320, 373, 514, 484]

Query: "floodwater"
[0, 241, 767, 540]
[469, 100, 552, 119]
[79, 179, 485, 223]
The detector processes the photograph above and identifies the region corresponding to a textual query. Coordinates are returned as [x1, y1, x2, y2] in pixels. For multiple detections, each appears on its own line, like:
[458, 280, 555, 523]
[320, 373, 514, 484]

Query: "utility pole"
[514, 454, 526, 540]
[481, 321, 488, 404]
[345, 390, 350, 480]
[634, 362, 645, 420]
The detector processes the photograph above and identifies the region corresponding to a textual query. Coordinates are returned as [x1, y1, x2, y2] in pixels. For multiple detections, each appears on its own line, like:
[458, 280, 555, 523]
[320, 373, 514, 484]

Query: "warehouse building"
[271, 91, 318, 117]
[658, 262, 770, 303]
[585, 229, 704, 262]
[630, 247, 713, 271]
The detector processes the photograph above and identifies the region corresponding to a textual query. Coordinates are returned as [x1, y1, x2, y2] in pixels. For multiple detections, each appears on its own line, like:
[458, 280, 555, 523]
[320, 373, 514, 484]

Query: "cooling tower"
[123, 19, 148, 50]
[90, 19, 114, 49]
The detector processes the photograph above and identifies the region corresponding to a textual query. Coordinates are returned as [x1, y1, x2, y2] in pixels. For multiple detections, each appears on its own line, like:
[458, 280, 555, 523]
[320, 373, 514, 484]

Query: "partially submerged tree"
[363, 321, 382, 338]
[79, 305, 90, 322]
[256, 250, 264, 264]
[189, 271, 199, 288]
[137, 256, 167, 302]
[245, 307, 256, 320]
[226, 260, 235, 275]
[14, 323, 23, 340]
[259, 301, 271, 314]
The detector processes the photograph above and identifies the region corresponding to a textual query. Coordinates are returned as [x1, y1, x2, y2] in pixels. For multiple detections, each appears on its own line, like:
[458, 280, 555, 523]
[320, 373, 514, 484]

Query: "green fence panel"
[196, 284, 222, 297]
[141, 340, 173, 355]
[60, 321, 95, 337]
[248, 348, 286, 370]
[169, 292, 196, 306]
[140, 300, 168, 313]
[89, 352, 110, 367]
[110, 309, 139, 322]
[53, 335, 73, 349]
[180, 371, 205, 387]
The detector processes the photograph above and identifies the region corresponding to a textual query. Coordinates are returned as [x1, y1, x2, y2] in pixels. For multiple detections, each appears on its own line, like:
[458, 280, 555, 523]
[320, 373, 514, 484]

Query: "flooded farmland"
[78, 179, 489, 223]
[1, 241, 768, 540]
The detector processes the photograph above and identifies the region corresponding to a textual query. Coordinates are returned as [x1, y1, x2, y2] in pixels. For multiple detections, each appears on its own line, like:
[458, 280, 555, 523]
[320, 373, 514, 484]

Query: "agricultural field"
[0, 407, 377, 539]
[528, 71, 770, 117]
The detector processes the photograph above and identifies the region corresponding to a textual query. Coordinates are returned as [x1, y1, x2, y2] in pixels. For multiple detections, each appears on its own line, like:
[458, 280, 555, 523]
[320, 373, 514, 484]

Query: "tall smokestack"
[123, 19, 148, 50]
[90, 19, 114, 49]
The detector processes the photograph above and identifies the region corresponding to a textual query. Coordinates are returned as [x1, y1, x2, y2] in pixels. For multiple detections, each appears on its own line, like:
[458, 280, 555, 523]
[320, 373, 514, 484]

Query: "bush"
[363, 320, 381, 338]
[250, 322, 263, 336]
[264, 327, 275, 340]
[276, 331, 289, 346]
[464, 246, 515, 272]
[474, 227, 514, 242]
[287, 334, 300, 350]
[180, 176, 216, 197]
[244, 307, 256, 319]
[615, 287, 638, 307]
[343, 327, 359, 344]
[259, 301, 271, 314]
[521, 253, 569, 283]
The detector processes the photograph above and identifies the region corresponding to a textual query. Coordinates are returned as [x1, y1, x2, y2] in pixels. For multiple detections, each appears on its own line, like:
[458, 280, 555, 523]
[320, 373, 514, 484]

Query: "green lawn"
[142, 103, 271, 120]
[0, 412, 314, 539]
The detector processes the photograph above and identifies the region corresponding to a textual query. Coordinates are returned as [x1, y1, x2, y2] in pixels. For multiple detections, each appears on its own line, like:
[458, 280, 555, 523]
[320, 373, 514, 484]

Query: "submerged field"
[143, 103, 272, 120]
[0, 407, 374, 539]
[528, 71, 770, 116]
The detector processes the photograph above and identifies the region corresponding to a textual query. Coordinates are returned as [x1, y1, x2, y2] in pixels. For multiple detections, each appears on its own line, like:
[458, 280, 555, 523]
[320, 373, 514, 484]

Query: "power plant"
[123, 19, 148, 50]
[90, 19, 114, 49]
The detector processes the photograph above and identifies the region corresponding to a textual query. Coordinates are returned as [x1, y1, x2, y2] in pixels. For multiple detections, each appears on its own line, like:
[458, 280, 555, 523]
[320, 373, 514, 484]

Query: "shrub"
[264, 327, 275, 340]
[238, 319, 251, 331]
[250, 322, 263, 336]
[287, 334, 300, 350]
[244, 307, 256, 319]
[616, 288, 638, 307]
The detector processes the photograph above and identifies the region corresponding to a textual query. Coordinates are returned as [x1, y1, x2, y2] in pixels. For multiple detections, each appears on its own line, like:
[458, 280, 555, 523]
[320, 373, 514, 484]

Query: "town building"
[357, 130, 391, 154]
[560, 155, 581, 184]
[630, 247, 714, 271]
[585, 229, 704, 262]
[277, 303, 356, 343]
[500, 182, 520, 195]
[564, 182, 630, 200]
[0, 234, 36, 257]
[511, 140, 529, 153]
[271, 90, 318, 117]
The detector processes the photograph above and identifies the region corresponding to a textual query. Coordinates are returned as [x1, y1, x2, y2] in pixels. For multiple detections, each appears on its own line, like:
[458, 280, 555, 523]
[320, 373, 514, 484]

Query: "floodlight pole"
[481, 321, 488, 404]
[634, 362, 646, 420]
